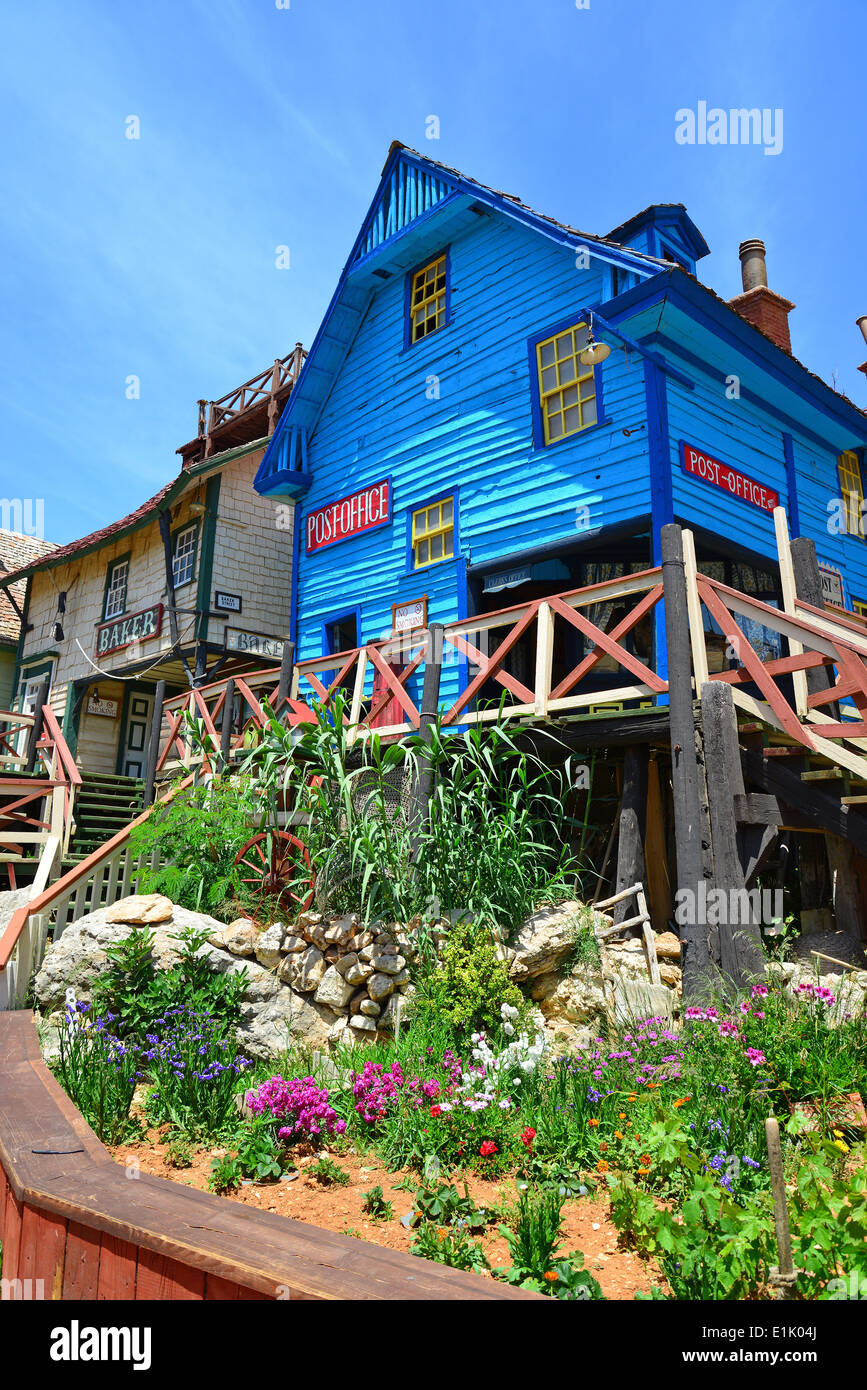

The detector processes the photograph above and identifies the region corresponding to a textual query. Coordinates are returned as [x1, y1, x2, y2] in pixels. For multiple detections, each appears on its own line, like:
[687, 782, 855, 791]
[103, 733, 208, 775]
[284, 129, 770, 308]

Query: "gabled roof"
[255, 142, 673, 495]
[0, 530, 57, 642]
[606, 203, 710, 262]
[0, 440, 264, 591]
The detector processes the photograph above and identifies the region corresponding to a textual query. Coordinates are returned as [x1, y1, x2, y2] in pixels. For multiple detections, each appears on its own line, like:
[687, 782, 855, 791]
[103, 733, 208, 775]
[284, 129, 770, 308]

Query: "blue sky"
[1, 0, 864, 545]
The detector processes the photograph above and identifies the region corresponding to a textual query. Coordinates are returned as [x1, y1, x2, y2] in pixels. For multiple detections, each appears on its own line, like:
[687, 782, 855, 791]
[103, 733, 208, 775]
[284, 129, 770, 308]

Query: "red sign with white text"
[681, 442, 779, 514]
[306, 479, 391, 553]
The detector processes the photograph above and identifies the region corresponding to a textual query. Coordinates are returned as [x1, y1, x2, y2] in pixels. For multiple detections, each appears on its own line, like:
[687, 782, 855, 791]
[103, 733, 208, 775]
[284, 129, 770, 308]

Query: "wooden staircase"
[65, 774, 144, 864]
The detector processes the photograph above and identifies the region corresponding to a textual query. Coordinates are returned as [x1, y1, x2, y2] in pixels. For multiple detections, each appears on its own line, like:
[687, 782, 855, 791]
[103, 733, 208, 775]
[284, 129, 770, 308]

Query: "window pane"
[417, 538, 429, 564]
[548, 414, 564, 439]
[582, 398, 597, 425]
[563, 406, 582, 434]
[539, 342, 555, 367]
[579, 377, 595, 400]
[441, 499, 453, 524]
[562, 384, 579, 407]
[430, 533, 443, 560]
[558, 359, 576, 385]
[541, 366, 557, 392]
[555, 333, 571, 358]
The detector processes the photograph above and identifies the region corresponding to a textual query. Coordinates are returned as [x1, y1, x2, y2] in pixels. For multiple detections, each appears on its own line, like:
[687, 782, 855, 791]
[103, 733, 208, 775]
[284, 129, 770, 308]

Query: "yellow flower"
[832, 1129, 844, 1138]
[834, 1139, 849, 1154]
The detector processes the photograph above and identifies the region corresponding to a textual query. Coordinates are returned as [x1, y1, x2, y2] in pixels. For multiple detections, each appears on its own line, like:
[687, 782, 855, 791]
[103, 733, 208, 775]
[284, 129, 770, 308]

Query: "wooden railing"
[0, 779, 188, 1011]
[0, 1011, 536, 1301]
[0, 704, 82, 878]
[205, 345, 306, 439]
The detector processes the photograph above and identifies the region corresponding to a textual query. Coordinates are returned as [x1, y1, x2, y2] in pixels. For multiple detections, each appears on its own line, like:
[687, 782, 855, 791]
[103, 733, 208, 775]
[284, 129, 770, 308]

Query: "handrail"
[0, 774, 194, 973]
[38, 705, 83, 786]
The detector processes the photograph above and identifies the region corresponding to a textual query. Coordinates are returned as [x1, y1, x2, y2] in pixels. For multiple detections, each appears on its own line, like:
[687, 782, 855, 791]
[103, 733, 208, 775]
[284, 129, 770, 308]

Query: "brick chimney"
[857, 316, 867, 382]
[728, 239, 795, 354]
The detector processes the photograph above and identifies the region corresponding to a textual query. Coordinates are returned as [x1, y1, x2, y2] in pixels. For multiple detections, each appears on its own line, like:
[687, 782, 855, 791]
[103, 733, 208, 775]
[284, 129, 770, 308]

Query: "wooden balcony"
[178, 344, 307, 467]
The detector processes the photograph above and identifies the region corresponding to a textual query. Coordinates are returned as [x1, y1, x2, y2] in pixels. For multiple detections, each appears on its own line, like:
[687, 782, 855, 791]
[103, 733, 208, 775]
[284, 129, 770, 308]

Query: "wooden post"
[410, 624, 443, 859]
[220, 679, 236, 772]
[661, 524, 711, 998]
[277, 641, 295, 709]
[25, 681, 50, 774]
[143, 680, 166, 808]
[790, 535, 838, 711]
[614, 745, 648, 925]
[765, 1116, 797, 1299]
[701, 681, 766, 987]
[824, 832, 867, 936]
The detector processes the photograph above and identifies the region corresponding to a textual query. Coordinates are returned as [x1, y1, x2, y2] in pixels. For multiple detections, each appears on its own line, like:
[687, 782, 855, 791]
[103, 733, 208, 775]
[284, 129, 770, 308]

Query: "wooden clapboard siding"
[0, 1012, 538, 1302]
[297, 212, 651, 710]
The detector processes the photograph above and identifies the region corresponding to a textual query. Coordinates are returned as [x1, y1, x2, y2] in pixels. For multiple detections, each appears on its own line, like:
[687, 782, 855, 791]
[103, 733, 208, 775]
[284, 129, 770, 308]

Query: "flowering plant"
[246, 1074, 346, 1142]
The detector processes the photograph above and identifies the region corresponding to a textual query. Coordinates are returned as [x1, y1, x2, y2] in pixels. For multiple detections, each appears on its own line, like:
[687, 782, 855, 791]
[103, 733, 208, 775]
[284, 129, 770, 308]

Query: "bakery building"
[1, 349, 304, 783]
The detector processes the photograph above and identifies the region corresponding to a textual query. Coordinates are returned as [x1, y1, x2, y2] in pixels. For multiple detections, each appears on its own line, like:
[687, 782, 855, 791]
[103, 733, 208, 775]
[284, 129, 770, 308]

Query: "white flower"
[503, 1022, 515, 1036]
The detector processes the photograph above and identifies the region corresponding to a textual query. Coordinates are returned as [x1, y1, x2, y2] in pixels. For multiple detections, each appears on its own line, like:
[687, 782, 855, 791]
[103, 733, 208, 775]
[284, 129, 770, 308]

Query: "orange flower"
[673, 1096, 691, 1108]
[618, 1113, 626, 1120]
[588, 1118, 599, 1128]
[437, 1227, 448, 1242]
[640, 1154, 652, 1165]
[637, 1167, 651, 1176]
[543, 1270, 559, 1283]
[614, 1131, 624, 1140]
[599, 1142, 609, 1153]
[596, 1159, 609, 1173]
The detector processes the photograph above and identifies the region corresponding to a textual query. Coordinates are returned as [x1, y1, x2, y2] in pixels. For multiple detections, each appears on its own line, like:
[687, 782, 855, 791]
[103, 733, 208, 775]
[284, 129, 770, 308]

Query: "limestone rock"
[279, 943, 326, 993]
[221, 918, 259, 957]
[334, 952, 359, 977]
[658, 962, 682, 988]
[237, 990, 335, 1059]
[359, 998, 381, 1017]
[344, 960, 374, 986]
[368, 952, 406, 976]
[540, 969, 607, 1026]
[282, 934, 307, 954]
[509, 901, 589, 981]
[606, 976, 677, 1028]
[349, 1014, 377, 1032]
[254, 923, 287, 971]
[104, 893, 174, 926]
[654, 931, 682, 961]
[314, 965, 356, 1010]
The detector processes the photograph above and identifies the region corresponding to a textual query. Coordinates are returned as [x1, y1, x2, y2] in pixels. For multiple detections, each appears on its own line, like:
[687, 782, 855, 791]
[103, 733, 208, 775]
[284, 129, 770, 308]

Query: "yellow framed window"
[536, 324, 597, 443]
[838, 451, 864, 537]
[854, 599, 867, 621]
[412, 496, 454, 568]
[408, 255, 447, 344]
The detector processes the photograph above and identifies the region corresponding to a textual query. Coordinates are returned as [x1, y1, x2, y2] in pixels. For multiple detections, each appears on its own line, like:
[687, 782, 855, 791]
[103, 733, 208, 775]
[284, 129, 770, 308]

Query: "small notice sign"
[818, 563, 845, 608]
[226, 628, 285, 659]
[86, 696, 118, 718]
[392, 596, 427, 634]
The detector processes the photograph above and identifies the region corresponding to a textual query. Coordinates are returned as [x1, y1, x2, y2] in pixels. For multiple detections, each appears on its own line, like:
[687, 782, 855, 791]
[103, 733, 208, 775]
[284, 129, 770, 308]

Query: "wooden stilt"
[661, 523, 711, 997]
[614, 745, 648, 925]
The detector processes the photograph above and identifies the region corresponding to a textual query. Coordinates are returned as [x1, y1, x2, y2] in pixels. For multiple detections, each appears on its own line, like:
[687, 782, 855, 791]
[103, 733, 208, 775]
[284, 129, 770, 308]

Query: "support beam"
[661, 523, 712, 996]
[220, 678, 236, 773]
[614, 745, 648, 925]
[24, 682, 49, 774]
[143, 680, 166, 808]
[701, 681, 767, 986]
[409, 624, 443, 862]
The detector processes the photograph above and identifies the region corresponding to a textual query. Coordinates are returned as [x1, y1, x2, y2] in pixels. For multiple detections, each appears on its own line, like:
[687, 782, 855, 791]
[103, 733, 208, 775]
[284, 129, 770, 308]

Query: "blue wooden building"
[254, 143, 867, 709]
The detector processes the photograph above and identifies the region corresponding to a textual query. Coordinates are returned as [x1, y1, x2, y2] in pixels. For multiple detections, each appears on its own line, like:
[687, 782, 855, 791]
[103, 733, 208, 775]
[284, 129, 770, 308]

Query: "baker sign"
[306, 479, 391, 553]
[681, 442, 779, 514]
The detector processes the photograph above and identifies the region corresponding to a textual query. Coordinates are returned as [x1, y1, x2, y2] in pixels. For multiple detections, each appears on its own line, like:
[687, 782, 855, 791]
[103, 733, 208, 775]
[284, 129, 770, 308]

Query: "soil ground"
[109, 1128, 664, 1300]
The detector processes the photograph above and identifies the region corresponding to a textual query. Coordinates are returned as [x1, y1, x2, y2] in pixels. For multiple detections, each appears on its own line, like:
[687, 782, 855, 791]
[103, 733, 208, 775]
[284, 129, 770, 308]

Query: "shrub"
[416, 919, 523, 1035]
[92, 924, 248, 1042]
[128, 778, 258, 918]
[143, 1007, 251, 1140]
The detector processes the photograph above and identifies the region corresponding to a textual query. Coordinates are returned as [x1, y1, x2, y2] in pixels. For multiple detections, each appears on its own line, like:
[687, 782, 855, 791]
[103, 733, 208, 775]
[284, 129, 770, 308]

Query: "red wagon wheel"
[234, 831, 315, 915]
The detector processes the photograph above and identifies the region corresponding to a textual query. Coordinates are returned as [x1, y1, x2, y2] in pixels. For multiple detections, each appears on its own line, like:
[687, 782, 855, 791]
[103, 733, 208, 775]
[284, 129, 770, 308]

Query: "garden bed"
[108, 1130, 661, 1300]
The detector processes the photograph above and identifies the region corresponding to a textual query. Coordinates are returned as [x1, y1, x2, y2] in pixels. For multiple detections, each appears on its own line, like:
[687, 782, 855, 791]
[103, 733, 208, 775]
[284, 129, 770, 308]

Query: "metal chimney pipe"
[738, 239, 768, 292]
[857, 316, 867, 348]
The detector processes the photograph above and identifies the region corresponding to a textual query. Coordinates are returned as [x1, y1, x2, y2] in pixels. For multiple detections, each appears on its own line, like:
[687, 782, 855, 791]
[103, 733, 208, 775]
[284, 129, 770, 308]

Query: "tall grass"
[238, 694, 585, 935]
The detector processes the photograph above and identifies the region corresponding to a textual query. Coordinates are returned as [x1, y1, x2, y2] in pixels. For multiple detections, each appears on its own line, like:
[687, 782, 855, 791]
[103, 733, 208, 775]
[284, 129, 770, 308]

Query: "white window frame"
[172, 524, 197, 588]
[104, 559, 128, 620]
